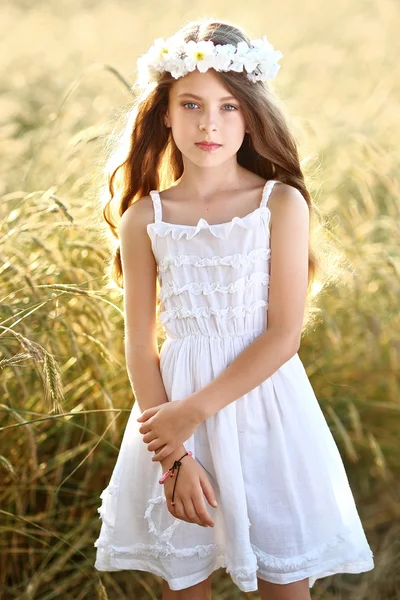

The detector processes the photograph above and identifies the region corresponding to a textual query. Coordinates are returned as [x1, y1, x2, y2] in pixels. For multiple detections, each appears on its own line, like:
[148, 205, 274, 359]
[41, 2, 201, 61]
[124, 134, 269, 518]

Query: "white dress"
[94, 179, 374, 592]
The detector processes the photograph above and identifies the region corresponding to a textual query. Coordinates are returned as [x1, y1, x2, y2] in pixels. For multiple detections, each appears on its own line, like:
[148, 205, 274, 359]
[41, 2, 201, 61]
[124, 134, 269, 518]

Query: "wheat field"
[0, 0, 399, 598]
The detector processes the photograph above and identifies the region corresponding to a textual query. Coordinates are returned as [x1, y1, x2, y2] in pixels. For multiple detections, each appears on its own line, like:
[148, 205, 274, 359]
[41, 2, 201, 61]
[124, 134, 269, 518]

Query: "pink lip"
[196, 142, 222, 151]
[196, 142, 221, 146]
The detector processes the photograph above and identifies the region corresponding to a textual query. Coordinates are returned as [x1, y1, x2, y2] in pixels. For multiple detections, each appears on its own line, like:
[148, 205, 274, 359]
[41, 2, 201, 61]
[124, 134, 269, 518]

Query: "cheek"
[230, 118, 247, 139]
[225, 113, 246, 132]
[174, 119, 200, 143]
[171, 111, 193, 129]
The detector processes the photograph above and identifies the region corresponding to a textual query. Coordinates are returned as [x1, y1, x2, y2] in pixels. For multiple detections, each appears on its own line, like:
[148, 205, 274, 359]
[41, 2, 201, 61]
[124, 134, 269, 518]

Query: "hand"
[137, 399, 203, 462]
[161, 449, 218, 527]
[160, 444, 189, 472]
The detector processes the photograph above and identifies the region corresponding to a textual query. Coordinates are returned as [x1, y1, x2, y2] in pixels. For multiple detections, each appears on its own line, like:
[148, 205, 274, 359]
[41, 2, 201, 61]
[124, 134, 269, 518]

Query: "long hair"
[101, 18, 342, 333]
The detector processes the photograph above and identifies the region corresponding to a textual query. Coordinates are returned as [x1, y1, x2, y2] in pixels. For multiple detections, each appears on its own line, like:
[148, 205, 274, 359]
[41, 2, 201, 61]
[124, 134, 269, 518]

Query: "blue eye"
[182, 102, 238, 111]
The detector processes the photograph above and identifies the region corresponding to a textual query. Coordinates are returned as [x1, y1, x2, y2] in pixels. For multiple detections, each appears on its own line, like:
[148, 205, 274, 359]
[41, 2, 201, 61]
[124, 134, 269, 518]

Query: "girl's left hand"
[137, 400, 200, 462]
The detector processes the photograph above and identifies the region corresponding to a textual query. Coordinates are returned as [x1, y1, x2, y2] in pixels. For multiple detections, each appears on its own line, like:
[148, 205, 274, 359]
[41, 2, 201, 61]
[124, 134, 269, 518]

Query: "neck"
[171, 162, 249, 202]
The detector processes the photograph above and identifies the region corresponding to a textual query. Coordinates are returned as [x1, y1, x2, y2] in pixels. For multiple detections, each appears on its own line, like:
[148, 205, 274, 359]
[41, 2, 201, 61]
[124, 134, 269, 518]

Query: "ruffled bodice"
[146, 180, 277, 340]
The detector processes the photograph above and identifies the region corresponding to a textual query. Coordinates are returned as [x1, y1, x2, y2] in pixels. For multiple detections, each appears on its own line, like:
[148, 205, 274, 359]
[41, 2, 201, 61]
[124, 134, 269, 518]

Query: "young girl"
[94, 18, 374, 599]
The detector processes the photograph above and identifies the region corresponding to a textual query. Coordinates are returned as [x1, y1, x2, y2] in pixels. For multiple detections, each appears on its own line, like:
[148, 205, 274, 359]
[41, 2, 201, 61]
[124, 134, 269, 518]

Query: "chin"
[186, 146, 240, 163]
[191, 155, 234, 168]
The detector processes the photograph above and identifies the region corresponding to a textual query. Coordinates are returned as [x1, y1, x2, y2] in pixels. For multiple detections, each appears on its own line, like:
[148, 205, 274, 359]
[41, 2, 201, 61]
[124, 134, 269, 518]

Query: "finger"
[143, 434, 160, 447]
[170, 498, 191, 524]
[136, 407, 157, 422]
[142, 432, 157, 444]
[192, 490, 214, 527]
[148, 442, 165, 455]
[138, 423, 151, 433]
[151, 444, 170, 462]
[185, 497, 208, 527]
[137, 412, 149, 423]
[200, 475, 219, 509]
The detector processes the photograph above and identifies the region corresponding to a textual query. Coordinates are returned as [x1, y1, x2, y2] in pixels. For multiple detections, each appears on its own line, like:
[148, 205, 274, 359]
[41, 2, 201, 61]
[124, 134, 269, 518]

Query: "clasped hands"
[137, 398, 204, 462]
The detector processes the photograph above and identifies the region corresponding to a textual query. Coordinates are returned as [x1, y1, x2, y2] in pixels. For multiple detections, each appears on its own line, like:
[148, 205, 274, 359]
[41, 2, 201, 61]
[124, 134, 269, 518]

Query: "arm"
[185, 183, 310, 421]
[119, 197, 170, 413]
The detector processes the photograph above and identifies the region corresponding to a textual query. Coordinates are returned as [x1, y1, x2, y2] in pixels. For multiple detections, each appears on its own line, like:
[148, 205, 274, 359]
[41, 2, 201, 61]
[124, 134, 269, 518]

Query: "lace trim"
[95, 538, 226, 560]
[94, 508, 374, 580]
[159, 272, 270, 301]
[144, 494, 182, 542]
[96, 483, 119, 525]
[147, 206, 270, 241]
[252, 529, 353, 572]
[158, 247, 271, 273]
[159, 299, 268, 324]
[95, 537, 373, 571]
[95, 488, 374, 578]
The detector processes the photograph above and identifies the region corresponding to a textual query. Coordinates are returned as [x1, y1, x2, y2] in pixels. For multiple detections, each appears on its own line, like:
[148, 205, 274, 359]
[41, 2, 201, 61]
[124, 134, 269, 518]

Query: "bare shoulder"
[268, 181, 309, 219]
[118, 194, 155, 237]
[267, 181, 310, 247]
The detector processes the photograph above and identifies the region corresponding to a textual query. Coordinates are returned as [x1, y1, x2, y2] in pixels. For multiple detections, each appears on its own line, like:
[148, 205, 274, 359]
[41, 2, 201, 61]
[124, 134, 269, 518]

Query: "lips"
[196, 142, 222, 148]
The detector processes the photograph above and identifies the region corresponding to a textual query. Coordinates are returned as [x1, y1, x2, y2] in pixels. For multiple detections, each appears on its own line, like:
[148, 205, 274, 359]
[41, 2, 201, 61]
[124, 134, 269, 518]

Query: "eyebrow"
[177, 93, 237, 101]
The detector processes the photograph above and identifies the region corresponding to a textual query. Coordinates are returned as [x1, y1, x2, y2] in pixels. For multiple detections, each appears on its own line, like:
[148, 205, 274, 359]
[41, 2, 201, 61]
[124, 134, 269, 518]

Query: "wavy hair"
[101, 18, 342, 332]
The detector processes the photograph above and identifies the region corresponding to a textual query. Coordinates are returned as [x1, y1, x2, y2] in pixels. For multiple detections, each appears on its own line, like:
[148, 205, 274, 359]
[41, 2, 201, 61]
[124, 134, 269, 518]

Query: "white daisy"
[184, 40, 217, 73]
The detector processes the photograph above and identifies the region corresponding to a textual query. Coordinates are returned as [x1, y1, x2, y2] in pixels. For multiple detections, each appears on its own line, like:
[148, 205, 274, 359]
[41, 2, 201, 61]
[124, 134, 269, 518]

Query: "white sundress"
[94, 179, 374, 592]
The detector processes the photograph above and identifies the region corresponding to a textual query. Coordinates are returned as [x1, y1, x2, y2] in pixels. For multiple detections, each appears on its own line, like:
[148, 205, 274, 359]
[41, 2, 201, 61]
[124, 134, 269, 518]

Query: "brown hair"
[101, 18, 341, 332]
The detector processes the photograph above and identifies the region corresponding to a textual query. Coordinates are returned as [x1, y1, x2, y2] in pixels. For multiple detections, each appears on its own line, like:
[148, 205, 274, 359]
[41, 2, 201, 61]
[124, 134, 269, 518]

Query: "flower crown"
[136, 34, 283, 86]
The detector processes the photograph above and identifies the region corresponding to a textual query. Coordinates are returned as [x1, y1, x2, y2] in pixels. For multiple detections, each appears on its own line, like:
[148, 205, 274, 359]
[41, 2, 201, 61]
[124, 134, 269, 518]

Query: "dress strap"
[260, 180, 279, 208]
[149, 190, 163, 222]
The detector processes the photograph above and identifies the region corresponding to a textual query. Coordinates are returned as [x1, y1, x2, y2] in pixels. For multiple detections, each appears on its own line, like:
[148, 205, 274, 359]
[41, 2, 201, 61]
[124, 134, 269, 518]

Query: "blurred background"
[1, 0, 399, 598]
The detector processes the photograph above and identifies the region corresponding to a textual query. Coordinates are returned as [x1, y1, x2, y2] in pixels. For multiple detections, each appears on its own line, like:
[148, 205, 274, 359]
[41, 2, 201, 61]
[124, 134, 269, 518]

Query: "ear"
[164, 110, 170, 128]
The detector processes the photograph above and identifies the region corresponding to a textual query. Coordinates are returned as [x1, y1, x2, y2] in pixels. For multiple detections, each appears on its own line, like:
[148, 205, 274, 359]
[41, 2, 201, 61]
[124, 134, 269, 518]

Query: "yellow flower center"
[195, 51, 205, 61]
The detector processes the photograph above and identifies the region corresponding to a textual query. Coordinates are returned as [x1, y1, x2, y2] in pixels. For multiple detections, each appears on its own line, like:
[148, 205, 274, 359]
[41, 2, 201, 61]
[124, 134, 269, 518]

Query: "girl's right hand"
[160, 447, 218, 528]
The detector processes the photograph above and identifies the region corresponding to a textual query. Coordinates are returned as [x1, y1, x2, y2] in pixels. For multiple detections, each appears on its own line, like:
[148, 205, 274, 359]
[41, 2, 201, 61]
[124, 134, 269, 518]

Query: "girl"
[94, 18, 374, 600]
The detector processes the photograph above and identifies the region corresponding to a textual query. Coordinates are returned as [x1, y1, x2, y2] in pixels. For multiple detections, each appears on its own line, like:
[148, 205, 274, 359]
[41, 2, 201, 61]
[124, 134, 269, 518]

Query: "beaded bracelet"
[159, 450, 193, 506]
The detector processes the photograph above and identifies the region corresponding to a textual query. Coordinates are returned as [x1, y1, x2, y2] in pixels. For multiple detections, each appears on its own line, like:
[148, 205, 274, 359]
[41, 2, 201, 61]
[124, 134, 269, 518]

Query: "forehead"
[169, 69, 235, 99]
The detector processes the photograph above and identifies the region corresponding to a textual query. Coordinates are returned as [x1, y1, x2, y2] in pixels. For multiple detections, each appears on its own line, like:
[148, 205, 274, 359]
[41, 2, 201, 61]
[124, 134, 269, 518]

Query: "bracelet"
[159, 450, 193, 506]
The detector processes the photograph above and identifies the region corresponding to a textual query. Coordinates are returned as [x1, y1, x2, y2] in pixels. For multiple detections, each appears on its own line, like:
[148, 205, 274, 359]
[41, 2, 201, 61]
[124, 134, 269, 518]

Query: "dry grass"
[0, 0, 399, 598]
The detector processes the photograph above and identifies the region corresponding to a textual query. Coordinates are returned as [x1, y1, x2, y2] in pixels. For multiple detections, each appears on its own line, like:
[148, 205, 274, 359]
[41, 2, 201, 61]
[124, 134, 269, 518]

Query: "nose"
[198, 109, 218, 134]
